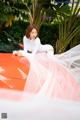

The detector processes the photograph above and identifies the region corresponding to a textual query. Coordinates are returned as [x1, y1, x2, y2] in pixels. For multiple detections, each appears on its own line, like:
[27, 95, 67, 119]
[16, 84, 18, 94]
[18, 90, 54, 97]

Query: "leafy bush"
[39, 23, 58, 46]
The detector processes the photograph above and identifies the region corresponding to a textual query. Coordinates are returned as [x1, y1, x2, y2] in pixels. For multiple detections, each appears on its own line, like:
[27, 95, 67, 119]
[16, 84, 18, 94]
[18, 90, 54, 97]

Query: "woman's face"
[29, 28, 38, 40]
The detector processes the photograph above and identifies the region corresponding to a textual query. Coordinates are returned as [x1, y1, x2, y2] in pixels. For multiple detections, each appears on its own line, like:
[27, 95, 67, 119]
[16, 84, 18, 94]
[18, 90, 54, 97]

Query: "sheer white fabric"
[55, 44, 80, 83]
[0, 44, 80, 119]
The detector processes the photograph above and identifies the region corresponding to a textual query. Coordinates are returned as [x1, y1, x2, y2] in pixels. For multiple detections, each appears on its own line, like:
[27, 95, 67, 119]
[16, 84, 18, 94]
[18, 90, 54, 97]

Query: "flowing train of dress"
[0, 44, 80, 120]
[23, 52, 80, 101]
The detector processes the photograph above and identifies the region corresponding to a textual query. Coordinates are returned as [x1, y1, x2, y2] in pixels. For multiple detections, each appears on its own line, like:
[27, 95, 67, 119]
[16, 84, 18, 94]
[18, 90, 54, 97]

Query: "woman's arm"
[23, 36, 28, 53]
[32, 37, 41, 55]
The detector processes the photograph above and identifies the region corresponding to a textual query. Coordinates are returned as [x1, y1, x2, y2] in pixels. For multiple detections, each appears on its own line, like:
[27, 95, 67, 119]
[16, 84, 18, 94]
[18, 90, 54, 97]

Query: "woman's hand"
[13, 50, 24, 57]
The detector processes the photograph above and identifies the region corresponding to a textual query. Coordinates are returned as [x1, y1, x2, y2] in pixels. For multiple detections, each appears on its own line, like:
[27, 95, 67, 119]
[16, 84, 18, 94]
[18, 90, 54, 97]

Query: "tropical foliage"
[0, 0, 55, 29]
[55, 0, 80, 53]
[0, 0, 80, 53]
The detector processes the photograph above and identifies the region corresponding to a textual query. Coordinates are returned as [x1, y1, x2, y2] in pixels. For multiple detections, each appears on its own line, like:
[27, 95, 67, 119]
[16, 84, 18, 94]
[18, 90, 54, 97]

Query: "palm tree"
[55, 0, 80, 53]
[23, 0, 52, 29]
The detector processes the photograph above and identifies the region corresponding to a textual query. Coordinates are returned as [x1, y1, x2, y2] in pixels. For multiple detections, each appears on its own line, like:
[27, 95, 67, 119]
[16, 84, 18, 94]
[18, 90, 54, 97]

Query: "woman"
[23, 24, 41, 55]
[23, 24, 54, 55]
[13, 24, 54, 56]
[12, 25, 80, 101]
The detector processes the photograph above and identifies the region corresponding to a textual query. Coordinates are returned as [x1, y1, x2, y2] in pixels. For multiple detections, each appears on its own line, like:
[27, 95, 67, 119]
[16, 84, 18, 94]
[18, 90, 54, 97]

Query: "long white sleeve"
[23, 36, 29, 53]
[32, 37, 41, 55]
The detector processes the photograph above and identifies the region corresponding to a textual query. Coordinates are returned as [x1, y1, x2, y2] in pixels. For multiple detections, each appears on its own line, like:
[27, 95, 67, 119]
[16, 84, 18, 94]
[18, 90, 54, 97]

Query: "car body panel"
[0, 53, 30, 91]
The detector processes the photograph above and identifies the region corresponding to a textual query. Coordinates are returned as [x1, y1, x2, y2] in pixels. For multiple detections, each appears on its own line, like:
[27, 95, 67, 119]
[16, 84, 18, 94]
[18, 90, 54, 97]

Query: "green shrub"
[39, 23, 58, 46]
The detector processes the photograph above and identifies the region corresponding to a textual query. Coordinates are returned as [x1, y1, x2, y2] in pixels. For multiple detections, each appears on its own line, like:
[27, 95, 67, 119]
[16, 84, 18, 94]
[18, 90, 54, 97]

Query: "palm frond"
[56, 0, 80, 53]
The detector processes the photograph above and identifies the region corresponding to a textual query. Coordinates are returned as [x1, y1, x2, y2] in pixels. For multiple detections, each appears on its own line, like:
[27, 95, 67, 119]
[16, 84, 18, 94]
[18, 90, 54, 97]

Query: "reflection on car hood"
[0, 53, 30, 91]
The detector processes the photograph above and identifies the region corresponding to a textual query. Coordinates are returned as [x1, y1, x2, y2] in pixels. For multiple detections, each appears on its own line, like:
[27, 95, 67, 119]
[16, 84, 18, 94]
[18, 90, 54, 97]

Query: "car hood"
[0, 53, 30, 91]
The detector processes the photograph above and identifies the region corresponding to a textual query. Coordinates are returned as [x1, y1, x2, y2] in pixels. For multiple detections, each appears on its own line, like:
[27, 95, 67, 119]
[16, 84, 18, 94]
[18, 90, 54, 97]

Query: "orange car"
[0, 53, 30, 91]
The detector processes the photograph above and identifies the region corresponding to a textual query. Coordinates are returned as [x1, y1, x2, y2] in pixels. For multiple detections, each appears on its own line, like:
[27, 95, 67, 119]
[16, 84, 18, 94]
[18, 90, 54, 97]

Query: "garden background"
[0, 0, 80, 53]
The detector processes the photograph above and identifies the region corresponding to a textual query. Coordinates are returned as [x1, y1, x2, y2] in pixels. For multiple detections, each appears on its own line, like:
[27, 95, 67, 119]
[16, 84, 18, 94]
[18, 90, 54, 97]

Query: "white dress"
[23, 35, 54, 55]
